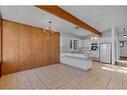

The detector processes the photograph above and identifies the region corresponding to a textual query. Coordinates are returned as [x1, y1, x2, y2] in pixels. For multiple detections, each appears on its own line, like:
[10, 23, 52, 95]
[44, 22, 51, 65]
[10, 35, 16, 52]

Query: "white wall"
[111, 27, 116, 65]
[115, 29, 120, 61]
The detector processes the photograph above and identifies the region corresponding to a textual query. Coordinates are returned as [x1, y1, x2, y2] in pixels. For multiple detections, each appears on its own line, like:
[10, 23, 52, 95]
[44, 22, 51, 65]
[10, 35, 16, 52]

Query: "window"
[74, 40, 78, 49]
[69, 40, 73, 49]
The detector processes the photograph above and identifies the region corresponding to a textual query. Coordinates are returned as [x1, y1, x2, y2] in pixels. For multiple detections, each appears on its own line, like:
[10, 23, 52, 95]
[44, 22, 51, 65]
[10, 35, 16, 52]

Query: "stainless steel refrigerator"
[99, 43, 112, 64]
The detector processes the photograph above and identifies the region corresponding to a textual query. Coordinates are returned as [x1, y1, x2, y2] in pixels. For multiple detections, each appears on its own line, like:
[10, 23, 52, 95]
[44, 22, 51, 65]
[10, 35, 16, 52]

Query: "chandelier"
[43, 21, 56, 35]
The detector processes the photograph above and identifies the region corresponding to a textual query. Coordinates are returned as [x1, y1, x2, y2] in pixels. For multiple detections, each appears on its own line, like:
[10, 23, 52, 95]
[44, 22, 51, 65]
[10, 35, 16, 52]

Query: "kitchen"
[60, 30, 112, 70]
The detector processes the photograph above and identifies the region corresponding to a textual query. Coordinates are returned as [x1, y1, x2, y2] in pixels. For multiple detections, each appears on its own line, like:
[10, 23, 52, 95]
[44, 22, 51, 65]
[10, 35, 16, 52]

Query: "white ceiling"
[60, 6, 127, 33]
[0, 6, 91, 38]
[0, 6, 127, 38]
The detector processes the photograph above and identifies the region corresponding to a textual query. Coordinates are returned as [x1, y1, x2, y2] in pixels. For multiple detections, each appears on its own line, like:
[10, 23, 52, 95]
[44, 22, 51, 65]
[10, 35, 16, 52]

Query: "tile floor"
[0, 62, 127, 89]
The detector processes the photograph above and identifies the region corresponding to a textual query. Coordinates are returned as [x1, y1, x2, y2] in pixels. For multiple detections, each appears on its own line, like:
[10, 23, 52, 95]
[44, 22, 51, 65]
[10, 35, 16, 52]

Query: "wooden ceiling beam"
[35, 6, 102, 36]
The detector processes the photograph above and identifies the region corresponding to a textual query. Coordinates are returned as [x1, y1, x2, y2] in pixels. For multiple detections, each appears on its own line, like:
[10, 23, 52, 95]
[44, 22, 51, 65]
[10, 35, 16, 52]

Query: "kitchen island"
[60, 52, 92, 71]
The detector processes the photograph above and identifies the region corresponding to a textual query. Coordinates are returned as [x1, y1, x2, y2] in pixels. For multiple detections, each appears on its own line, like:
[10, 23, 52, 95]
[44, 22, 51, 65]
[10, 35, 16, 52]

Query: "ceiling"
[0, 6, 91, 38]
[0, 6, 127, 38]
[60, 6, 127, 33]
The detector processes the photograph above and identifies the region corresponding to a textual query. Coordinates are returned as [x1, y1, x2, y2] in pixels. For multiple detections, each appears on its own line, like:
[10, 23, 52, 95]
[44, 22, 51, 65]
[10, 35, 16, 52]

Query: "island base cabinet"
[60, 53, 92, 71]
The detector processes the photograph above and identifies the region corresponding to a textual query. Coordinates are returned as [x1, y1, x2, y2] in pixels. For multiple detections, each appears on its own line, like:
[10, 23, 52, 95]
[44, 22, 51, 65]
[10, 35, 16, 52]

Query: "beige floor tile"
[0, 62, 127, 89]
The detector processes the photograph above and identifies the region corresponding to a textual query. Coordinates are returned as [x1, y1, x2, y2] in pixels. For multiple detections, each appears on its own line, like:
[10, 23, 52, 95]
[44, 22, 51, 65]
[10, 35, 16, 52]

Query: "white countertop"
[61, 52, 92, 59]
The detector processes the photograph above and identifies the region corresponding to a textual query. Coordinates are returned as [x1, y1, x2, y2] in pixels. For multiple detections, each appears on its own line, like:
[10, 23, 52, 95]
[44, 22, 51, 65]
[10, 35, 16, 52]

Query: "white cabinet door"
[78, 40, 82, 48]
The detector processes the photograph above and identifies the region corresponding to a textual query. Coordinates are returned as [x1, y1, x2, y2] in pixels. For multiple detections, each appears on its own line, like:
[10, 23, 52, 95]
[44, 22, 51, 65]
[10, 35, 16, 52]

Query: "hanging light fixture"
[43, 21, 56, 35]
[91, 34, 99, 40]
[123, 28, 127, 38]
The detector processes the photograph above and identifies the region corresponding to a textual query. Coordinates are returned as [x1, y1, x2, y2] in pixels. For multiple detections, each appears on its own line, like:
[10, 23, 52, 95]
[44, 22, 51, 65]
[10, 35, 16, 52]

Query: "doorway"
[119, 40, 127, 61]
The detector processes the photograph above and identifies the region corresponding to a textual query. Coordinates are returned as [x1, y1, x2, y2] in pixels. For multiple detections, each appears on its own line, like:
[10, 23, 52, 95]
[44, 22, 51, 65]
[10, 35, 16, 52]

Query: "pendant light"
[123, 28, 127, 38]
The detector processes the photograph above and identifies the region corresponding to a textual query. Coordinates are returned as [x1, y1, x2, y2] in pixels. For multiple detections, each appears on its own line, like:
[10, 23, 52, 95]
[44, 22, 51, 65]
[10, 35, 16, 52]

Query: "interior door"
[100, 43, 111, 63]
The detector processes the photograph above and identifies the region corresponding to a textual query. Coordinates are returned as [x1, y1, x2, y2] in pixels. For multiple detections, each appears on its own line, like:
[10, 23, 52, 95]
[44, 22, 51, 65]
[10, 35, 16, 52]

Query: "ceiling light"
[43, 21, 56, 35]
[122, 28, 127, 38]
[123, 35, 127, 38]
[75, 26, 79, 29]
[91, 36, 98, 40]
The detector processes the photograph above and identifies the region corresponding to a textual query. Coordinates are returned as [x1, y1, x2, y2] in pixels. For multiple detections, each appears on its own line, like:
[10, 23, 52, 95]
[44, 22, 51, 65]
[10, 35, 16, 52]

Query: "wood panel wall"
[2, 20, 60, 75]
[0, 17, 2, 77]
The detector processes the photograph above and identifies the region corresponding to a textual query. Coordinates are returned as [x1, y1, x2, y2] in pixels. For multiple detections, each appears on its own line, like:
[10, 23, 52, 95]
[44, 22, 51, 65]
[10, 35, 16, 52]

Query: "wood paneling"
[0, 16, 2, 77]
[36, 6, 102, 37]
[2, 20, 60, 75]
